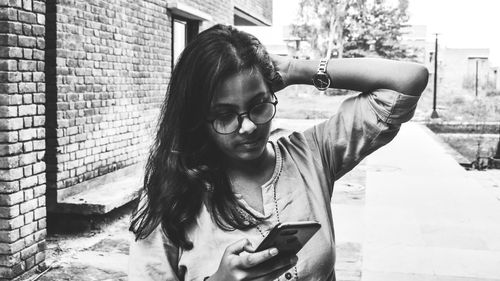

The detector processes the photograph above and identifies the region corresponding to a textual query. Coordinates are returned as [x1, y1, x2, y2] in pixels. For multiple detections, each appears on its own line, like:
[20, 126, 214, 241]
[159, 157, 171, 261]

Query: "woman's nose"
[238, 115, 257, 135]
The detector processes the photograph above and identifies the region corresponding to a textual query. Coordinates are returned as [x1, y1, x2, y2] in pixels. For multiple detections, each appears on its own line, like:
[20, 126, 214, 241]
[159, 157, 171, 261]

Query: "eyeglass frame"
[206, 93, 278, 135]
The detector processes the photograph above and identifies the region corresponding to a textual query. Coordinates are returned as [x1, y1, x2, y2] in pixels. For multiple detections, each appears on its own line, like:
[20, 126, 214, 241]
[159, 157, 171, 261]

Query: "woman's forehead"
[211, 70, 270, 105]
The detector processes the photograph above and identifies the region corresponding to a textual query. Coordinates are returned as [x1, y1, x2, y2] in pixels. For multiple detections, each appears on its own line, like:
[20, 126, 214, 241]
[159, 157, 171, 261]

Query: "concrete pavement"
[20, 119, 500, 281]
[334, 122, 500, 281]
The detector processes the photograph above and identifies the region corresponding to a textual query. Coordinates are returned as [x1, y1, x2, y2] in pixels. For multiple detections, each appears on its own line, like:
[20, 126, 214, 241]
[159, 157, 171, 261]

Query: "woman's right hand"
[208, 239, 298, 281]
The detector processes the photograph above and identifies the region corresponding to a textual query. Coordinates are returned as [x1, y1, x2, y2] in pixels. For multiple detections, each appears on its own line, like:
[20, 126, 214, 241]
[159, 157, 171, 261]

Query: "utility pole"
[475, 59, 479, 97]
[495, 123, 500, 159]
[469, 57, 486, 97]
[431, 33, 439, 119]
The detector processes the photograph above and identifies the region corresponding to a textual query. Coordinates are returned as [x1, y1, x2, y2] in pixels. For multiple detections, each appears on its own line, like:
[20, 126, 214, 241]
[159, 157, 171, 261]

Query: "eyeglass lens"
[213, 102, 275, 134]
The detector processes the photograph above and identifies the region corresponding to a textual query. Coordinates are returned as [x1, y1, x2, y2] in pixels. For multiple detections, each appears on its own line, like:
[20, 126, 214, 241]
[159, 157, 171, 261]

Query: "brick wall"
[234, 0, 272, 24]
[45, 0, 272, 199]
[45, 0, 170, 198]
[0, 0, 47, 279]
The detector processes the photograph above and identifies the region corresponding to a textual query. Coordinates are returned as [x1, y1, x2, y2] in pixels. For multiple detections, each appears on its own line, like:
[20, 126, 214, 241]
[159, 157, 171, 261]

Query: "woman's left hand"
[270, 54, 293, 92]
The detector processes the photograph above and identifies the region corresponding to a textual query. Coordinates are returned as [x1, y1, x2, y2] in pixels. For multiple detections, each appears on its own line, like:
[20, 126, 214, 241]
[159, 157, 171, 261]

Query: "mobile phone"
[255, 221, 321, 256]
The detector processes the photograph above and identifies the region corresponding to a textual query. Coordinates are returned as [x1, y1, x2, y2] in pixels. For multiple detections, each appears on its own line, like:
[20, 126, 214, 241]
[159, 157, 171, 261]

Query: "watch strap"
[318, 58, 328, 73]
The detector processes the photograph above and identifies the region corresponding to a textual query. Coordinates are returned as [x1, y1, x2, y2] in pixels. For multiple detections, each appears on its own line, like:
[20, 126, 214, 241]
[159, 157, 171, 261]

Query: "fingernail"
[269, 248, 279, 256]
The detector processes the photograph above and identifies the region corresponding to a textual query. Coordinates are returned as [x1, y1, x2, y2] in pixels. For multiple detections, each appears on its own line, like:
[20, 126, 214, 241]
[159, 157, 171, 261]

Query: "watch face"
[312, 73, 330, 90]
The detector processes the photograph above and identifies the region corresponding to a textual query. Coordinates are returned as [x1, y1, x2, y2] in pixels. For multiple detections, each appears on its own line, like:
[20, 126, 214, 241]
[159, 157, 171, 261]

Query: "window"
[167, 2, 211, 68]
[172, 18, 187, 65]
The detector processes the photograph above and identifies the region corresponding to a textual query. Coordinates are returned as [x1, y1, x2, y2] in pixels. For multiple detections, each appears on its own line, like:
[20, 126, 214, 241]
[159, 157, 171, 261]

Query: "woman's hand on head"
[207, 238, 298, 281]
[270, 54, 293, 93]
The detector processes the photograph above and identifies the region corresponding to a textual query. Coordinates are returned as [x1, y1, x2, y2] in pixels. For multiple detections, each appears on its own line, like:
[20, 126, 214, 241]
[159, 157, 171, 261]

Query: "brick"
[0, 34, 17, 46]
[0, 229, 20, 243]
[0, 131, 18, 143]
[17, 60, 36, 71]
[20, 243, 37, 259]
[32, 185, 44, 198]
[36, 14, 44, 25]
[0, 118, 23, 130]
[33, 1, 44, 13]
[36, 218, 45, 230]
[36, 173, 44, 185]
[22, 141, 32, 152]
[0, 143, 22, 156]
[22, 93, 32, 104]
[0, 8, 17, 21]
[18, 11, 36, 23]
[0, 71, 22, 82]
[32, 140, 44, 151]
[18, 128, 37, 141]
[36, 61, 43, 70]
[34, 250, 44, 264]
[18, 152, 36, 165]
[33, 207, 44, 220]
[32, 49, 43, 60]
[17, 36, 36, 47]
[0, 47, 22, 58]
[32, 93, 44, 104]
[23, 233, 34, 247]
[19, 221, 36, 238]
[0, 82, 17, 93]
[0, 252, 21, 267]
[0, 205, 20, 218]
[0, 191, 23, 206]
[0, 106, 18, 117]
[24, 211, 33, 223]
[32, 162, 44, 175]
[0, 181, 19, 194]
[9, 0, 22, 8]
[0, 155, 19, 169]
[19, 175, 38, 189]
[22, 0, 32, 11]
[32, 72, 44, 82]
[22, 48, 32, 59]
[22, 22, 32, 36]
[33, 229, 44, 242]
[21, 72, 31, 82]
[22, 165, 32, 177]
[17, 103, 36, 115]
[19, 199, 36, 215]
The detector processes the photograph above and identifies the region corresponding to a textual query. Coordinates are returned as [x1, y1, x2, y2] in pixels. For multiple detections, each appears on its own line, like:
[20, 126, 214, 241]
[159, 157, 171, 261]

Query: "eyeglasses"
[207, 94, 278, 135]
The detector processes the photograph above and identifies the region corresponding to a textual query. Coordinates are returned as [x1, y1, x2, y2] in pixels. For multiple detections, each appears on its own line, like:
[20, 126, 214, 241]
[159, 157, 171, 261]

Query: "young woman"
[129, 24, 428, 281]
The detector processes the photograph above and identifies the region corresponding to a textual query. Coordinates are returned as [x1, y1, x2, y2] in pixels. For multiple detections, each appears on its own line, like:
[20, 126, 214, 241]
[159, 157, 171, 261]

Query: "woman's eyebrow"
[211, 91, 270, 110]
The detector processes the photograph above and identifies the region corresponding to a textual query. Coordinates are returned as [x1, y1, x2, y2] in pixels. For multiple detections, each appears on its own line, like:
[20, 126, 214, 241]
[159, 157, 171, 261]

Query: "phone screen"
[255, 221, 321, 256]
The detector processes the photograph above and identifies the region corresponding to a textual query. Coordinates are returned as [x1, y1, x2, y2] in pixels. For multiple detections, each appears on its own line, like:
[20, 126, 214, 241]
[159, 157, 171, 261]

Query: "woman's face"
[206, 69, 273, 164]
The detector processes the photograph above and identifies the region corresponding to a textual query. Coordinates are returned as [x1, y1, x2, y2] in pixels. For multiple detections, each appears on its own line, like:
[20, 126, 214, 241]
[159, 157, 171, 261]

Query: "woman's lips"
[237, 138, 262, 149]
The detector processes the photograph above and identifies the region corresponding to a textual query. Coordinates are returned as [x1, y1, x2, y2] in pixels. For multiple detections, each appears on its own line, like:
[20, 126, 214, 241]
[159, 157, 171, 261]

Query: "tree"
[292, 0, 416, 60]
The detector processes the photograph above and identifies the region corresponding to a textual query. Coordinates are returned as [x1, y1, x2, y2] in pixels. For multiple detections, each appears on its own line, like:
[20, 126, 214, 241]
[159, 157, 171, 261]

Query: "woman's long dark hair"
[130, 24, 278, 249]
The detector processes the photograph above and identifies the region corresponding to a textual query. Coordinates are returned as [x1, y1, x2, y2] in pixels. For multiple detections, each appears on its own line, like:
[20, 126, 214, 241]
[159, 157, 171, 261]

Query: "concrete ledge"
[52, 162, 145, 215]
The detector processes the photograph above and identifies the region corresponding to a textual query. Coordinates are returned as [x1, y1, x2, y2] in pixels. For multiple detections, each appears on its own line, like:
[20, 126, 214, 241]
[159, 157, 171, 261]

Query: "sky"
[407, 0, 500, 67]
[243, 0, 500, 67]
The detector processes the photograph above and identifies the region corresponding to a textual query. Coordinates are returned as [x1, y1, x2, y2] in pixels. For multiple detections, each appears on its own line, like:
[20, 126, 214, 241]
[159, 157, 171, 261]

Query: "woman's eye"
[216, 113, 235, 122]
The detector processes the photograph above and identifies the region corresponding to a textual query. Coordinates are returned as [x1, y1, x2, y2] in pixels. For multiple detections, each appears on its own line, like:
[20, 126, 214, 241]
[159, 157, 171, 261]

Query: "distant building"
[402, 24, 498, 93]
[439, 48, 496, 92]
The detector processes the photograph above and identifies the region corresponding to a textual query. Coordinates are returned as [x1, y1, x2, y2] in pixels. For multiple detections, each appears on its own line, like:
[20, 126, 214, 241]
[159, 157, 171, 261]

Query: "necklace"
[231, 143, 299, 281]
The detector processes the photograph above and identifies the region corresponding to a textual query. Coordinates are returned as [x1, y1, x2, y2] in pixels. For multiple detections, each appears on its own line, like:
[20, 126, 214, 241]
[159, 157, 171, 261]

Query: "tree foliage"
[292, 0, 417, 60]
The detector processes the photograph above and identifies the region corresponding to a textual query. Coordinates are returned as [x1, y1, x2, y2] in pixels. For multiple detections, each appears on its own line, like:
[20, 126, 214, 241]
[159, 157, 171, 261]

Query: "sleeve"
[128, 225, 183, 281]
[303, 89, 420, 194]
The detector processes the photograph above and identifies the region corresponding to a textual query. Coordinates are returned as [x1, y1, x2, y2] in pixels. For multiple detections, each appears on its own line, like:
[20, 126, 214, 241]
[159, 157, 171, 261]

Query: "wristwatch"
[312, 58, 331, 91]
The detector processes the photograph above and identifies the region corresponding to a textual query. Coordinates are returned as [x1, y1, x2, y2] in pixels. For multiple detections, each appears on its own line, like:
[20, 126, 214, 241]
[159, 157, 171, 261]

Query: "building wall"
[0, 0, 47, 279]
[46, 0, 271, 198]
[45, 0, 170, 198]
[1, 0, 272, 279]
[440, 48, 491, 92]
[234, 0, 272, 24]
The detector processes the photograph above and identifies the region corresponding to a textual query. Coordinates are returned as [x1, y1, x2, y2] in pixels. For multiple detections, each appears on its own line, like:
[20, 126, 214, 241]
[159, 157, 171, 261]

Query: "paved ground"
[18, 119, 500, 281]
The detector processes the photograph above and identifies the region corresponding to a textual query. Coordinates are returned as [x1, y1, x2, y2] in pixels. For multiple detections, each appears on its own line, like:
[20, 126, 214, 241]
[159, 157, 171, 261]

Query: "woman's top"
[128, 89, 420, 281]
